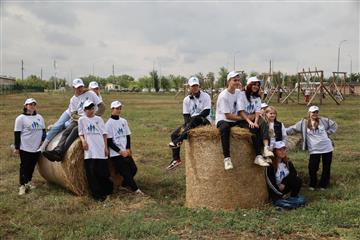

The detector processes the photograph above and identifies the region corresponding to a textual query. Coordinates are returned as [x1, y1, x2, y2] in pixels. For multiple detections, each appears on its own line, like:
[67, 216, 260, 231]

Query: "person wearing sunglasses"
[286, 106, 337, 191]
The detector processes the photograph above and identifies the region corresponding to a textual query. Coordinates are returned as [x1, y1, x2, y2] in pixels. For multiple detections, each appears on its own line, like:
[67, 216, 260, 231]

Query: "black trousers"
[54, 121, 79, 156]
[171, 116, 210, 161]
[238, 118, 269, 156]
[308, 151, 333, 188]
[84, 158, 113, 200]
[217, 121, 242, 158]
[19, 150, 40, 185]
[281, 175, 302, 197]
[111, 155, 138, 191]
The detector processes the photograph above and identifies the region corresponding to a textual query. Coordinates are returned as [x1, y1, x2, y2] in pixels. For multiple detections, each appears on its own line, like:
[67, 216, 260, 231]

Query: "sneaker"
[25, 182, 35, 191]
[308, 187, 315, 191]
[254, 155, 270, 167]
[263, 146, 274, 157]
[19, 185, 26, 195]
[43, 150, 62, 162]
[319, 187, 326, 191]
[224, 157, 234, 170]
[264, 157, 273, 164]
[168, 141, 181, 149]
[135, 189, 145, 196]
[166, 159, 182, 170]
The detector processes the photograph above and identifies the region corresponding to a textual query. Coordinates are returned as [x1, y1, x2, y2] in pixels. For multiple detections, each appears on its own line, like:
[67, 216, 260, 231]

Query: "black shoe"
[43, 150, 62, 162]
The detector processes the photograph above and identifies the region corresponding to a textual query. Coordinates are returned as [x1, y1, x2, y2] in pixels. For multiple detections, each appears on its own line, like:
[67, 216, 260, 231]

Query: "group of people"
[14, 72, 337, 208]
[14, 79, 143, 201]
[166, 71, 337, 209]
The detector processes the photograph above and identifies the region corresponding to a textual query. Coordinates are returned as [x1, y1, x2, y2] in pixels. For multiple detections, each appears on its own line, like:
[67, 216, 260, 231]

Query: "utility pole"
[40, 68, 43, 80]
[53, 60, 57, 90]
[337, 40, 347, 72]
[112, 64, 115, 82]
[21, 60, 24, 80]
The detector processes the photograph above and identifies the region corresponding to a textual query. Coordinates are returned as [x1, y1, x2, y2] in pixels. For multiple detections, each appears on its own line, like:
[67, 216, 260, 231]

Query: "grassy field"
[0, 92, 359, 240]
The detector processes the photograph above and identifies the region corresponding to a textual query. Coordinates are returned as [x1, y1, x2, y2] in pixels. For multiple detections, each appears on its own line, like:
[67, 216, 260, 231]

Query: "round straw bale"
[286, 135, 301, 151]
[38, 130, 123, 196]
[185, 125, 268, 210]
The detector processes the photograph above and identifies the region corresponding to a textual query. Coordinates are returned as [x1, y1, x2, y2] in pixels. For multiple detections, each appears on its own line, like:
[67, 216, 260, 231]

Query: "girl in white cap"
[286, 105, 337, 190]
[237, 76, 273, 167]
[14, 98, 46, 195]
[88, 81, 103, 102]
[78, 100, 113, 201]
[105, 100, 144, 195]
[265, 141, 305, 209]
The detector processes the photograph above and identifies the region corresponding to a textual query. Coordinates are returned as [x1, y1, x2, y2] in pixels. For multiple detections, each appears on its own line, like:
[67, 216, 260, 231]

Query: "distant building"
[105, 83, 122, 92]
[0, 75, 16, 86]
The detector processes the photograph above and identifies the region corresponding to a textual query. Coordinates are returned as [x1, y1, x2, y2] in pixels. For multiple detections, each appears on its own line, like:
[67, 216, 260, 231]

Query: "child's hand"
[13, 149, 19, 155]
[82, 141, 88, 150]
[120, 150, 129, 157]
[105, 148, 109, 157]
[279, 184, 285, 191]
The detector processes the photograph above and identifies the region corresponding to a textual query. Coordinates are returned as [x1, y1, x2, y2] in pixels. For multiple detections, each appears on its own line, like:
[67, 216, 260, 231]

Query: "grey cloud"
[42, 28, 84, 46]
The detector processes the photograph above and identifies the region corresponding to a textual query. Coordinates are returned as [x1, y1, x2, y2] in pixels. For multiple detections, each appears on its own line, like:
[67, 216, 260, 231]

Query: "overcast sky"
[1, 0, 359, 81]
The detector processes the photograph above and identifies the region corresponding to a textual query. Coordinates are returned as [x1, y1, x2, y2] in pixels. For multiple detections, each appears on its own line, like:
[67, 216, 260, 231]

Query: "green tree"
[217, 67, 228, 88]
[195, 72, 205, 87]
[150, 70, 160, 92]
[205, 72, 215, 90]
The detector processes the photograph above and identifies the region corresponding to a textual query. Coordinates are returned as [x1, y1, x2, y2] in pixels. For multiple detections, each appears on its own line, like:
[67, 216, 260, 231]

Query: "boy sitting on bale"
[215, 71, 244, 170]
[167, 76, 211, 170]
[105, 100, 144, 195]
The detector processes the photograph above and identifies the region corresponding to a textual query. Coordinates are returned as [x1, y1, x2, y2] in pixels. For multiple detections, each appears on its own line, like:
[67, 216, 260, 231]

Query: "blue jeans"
[273, 196, 306, 209]
[45, 111, 71, 141]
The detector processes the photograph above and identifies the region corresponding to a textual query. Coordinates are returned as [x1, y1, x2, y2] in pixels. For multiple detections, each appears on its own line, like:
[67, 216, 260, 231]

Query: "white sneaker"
[135, 189, 145, 196]
[263, 146, 274, 157]
[25, 182, 35, 191]
[254, 155, 270, 167]
[224, 157, 234, 170]
[19, 185, 26, 195]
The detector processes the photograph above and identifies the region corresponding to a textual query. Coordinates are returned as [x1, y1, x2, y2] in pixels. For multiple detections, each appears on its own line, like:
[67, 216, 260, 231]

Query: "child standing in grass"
[14, 98, 46, 195]
[264, 106, 287, 151]
[105, 100, 144, 195]
[78, 100, 113, 201]
[286, 106, 337, 190]
[265, 141, 305, 209]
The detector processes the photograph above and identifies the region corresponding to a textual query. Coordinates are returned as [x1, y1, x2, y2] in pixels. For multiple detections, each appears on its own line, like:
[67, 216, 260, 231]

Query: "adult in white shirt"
[14, 98, 46, 195]
[78, 100, 112, 201]
[106, 100, 144, 195]
[43, 78, 105, 162]
[167, 76, 211, 170]
[286, 105, 337, 190]
[215, 71, 243, 170]
[237, 76, 273, 167]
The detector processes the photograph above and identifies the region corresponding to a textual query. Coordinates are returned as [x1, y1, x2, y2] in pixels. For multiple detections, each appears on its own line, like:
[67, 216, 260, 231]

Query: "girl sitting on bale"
[265, 141, 305, 210]
[14, 98, 46, 195]
[237, 76, 273, 166]
[78, 100, 113, 202]
[106, 101, 144, 195]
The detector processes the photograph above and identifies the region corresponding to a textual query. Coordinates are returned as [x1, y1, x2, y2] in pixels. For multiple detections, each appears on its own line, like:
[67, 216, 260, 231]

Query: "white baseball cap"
[246, 76, 261, 85]
[261, 103, 268, 109]
[308, 105, 319, 112]
[83, 100, 94, 109]
[88, 81, 99, 89]
[24, 98, 37, 105]
[110, 100, 122, 109]
[227, 71, 240, 81]
[274, 141, 286, 149]
[188, 76, 200, 86]
[72, 78, 84, 88]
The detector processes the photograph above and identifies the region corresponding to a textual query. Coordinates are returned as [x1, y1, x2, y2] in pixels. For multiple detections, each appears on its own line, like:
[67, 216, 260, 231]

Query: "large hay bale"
[185, 125, 268, 210]
[38, 130, 123, 196]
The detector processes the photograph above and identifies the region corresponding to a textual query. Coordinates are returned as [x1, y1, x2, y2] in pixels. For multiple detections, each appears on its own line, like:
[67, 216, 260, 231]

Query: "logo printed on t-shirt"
[31, 121, 41, 129]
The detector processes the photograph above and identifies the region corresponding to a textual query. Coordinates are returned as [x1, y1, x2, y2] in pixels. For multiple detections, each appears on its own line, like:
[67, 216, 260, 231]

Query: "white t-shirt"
[237, 91, 261, 115]
[275, 162, 290, 186]
[69, 91, 101, 117]
[14, 114, 45, 152]
[105, 117, 131, 157]
[306, 124, 334, 154]
[215, 89, 241, 125]
[78, 115, 107, 159]
[268, 122, 287, 150]
[183, 91, 211, 122]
